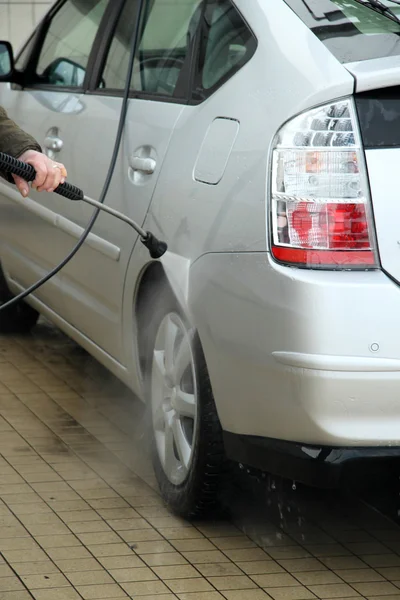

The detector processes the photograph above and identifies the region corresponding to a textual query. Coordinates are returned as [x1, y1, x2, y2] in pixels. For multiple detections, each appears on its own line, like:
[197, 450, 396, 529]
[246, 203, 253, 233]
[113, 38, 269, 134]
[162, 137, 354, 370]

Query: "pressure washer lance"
[0, 152, 168, 259]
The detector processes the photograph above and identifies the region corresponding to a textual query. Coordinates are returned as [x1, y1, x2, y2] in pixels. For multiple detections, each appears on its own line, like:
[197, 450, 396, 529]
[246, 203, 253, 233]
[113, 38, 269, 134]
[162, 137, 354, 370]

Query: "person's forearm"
[0, 106, 41, 158]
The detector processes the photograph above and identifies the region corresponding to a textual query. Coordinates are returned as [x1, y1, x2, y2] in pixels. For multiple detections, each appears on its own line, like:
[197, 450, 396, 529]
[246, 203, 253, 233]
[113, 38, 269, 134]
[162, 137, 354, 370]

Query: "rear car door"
[0, 0, 111, 317]
[59, 0, 203, 362]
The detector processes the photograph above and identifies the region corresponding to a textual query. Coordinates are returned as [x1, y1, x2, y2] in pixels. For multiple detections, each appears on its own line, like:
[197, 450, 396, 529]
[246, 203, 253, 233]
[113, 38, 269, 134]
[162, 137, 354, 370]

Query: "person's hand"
[14, 150, 67, 197]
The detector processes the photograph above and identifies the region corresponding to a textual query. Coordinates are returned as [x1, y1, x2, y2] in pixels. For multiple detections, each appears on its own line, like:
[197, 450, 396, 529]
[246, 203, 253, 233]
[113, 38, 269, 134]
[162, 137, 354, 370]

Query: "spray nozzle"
[141, 232, 168, 259]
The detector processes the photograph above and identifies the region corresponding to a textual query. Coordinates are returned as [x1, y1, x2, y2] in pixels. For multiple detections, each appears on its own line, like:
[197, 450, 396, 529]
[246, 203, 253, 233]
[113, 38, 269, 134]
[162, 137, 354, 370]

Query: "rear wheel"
[0, 267, 39, 333]
[145, 289, 225, 519]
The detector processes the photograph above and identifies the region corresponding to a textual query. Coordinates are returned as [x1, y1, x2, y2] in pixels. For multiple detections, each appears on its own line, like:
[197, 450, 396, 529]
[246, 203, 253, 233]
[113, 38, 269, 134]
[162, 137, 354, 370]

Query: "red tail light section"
[270, 100, 377, 269]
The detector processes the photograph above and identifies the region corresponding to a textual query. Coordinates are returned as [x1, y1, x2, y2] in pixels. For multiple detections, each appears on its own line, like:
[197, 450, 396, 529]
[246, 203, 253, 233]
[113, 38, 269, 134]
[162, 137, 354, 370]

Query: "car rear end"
[191, 0, 400, 486]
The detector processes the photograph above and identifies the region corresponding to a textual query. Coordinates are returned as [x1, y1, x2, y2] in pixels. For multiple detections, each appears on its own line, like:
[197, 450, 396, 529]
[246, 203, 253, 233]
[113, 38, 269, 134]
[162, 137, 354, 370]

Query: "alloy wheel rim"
[151, 312, 198, 486]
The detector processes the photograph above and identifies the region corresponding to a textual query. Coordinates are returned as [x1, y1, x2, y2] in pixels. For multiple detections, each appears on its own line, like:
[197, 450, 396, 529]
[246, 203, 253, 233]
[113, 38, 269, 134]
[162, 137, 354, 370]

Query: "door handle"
[129, 156, 156, 174]
[44, 127, 63, 160]
[44, 136, 63, 152]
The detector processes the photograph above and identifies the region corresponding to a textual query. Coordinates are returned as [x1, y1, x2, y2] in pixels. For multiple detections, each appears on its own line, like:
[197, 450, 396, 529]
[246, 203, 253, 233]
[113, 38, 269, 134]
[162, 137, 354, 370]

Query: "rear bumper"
[223, 432, 400, 487]
[189, 252, 400, 448]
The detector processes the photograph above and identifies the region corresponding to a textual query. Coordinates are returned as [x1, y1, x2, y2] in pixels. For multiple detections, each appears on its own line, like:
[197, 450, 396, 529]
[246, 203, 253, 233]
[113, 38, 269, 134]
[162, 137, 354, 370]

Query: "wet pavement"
[0, 320, 400, 600]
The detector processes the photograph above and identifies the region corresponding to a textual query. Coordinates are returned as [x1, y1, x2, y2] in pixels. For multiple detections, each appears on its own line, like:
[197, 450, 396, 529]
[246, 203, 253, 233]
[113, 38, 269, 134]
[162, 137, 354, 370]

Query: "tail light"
[270, 99, 377, 268]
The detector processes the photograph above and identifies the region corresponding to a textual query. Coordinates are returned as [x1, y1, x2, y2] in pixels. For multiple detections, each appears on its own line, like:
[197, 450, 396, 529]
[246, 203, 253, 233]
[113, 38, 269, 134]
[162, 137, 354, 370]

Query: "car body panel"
[189, 252, 400, 445]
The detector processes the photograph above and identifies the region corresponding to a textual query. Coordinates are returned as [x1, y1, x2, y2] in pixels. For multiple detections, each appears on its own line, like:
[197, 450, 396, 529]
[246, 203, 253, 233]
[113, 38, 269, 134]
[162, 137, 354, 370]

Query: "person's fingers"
[56, 163, 67, 183]
[18, 152, 68, 194]
[30, 161, 47, 189]
[37, 166, 58, 193]
[59, 163, 68, 183]
[53, 168, 63, 190]
[45, 167, 63, 193]
[52, 163, 66, 186]
[12, 174, 29, 198]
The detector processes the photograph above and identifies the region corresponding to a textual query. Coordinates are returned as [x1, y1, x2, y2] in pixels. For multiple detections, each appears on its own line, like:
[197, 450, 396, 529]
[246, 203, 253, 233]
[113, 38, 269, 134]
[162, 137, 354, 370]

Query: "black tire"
[143, 284, 225, 519]
[0, 267, 39, 334]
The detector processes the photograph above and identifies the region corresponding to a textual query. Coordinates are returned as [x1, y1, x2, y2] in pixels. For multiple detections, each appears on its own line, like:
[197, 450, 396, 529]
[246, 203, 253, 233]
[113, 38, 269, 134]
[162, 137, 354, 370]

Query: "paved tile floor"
[0, 320, 400, 599]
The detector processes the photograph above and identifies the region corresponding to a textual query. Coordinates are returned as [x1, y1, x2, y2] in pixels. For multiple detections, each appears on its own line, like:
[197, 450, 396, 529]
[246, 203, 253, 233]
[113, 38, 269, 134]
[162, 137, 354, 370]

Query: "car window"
[100, 1, 140, 91]
[36, 0, 109, 87]
[15, 32, 37, 71]
[284, 0, 400, 63]
[193, 0, 257, 99]
[101, 0, 202, 98]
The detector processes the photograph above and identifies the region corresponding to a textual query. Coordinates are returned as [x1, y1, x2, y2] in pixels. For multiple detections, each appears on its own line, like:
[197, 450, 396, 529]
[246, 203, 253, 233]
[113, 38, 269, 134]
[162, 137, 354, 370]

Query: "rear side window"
[192, 0, 257, 102]
[284, 0, 400, 63]
[133, 0, 202, 97]
[101, 0, 202, 98]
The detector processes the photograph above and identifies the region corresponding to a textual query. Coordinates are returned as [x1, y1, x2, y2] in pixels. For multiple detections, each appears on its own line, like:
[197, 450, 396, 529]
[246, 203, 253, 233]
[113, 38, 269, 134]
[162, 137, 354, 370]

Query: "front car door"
[0, 0, 112, 317]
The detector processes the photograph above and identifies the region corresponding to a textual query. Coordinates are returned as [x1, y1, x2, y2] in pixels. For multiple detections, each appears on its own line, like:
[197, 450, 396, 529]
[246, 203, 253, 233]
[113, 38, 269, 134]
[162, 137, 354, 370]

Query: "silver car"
[0, 0, 399, 517]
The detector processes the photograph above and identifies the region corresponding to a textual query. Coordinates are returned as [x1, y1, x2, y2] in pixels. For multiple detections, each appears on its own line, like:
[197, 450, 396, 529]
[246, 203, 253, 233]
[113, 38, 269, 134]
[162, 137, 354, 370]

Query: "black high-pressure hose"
[0, 0, 146, 314]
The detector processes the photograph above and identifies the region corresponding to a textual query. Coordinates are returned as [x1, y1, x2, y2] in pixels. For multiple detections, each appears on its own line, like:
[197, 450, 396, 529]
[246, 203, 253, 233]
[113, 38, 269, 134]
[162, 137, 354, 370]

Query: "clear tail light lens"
[270, 99, 377, 268]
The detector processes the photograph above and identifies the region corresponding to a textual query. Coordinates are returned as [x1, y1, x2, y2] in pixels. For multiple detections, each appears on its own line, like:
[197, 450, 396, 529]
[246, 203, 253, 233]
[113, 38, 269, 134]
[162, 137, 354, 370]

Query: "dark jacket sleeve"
[0, 106, 41, 182]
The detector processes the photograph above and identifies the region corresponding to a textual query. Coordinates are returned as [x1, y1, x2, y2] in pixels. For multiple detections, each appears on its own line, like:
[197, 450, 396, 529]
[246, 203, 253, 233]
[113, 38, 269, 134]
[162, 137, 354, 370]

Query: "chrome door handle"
[44, 136, 63, 152]
[44, 127, 63, 160]
[130, 156, 156, 174]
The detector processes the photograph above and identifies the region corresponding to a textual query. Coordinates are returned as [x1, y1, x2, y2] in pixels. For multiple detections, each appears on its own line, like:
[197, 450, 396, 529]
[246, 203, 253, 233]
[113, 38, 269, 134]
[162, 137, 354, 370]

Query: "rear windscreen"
[284, 0, 400, 63]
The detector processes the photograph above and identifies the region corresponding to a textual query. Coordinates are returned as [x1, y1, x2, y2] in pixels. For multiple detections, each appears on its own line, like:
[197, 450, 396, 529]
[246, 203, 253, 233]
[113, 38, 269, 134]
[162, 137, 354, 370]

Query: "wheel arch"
[134, 256, 206, 384]
[135, 261, 182, 379]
